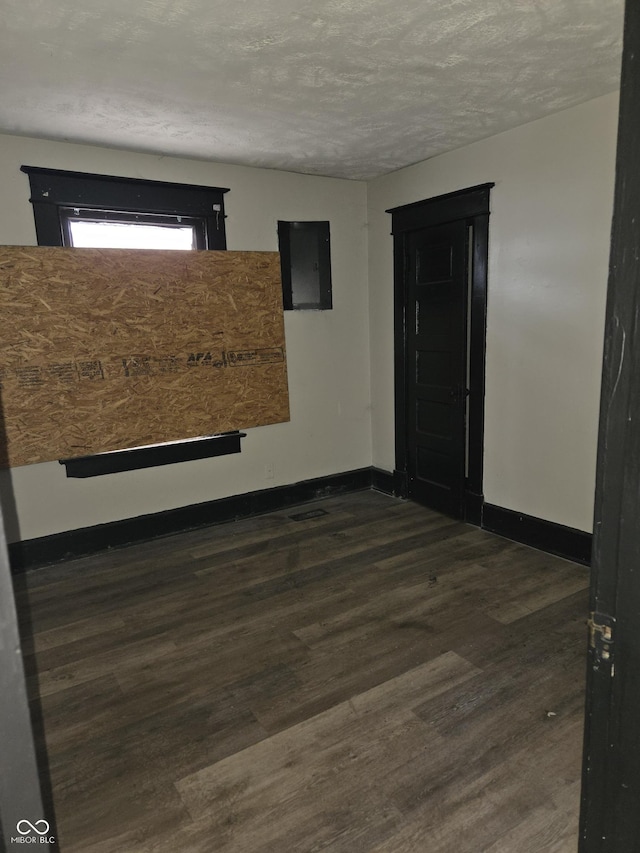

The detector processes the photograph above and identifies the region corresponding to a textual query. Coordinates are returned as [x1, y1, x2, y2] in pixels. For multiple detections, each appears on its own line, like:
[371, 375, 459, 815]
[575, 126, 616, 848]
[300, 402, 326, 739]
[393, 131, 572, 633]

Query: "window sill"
[60, 432, 245, 478]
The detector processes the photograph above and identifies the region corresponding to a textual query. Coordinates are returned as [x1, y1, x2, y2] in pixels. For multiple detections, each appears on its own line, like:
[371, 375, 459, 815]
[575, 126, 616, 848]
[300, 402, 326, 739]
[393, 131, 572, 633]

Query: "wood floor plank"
[483, 779, 581, 853]
[176, 653, 479, 852]
[370, 711, 584, 853]
[21, 613, 127, 656]
[17, 492, 589, 852]
[31, 634, 178, 697]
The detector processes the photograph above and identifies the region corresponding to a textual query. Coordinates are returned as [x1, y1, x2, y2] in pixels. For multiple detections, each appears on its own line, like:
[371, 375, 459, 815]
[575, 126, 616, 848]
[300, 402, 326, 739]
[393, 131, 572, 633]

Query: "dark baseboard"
[371, 467, 396, 495]
[9, 474, 592, 573]
[393, 469, 409, 498]
[482, 503, 592, 566]
[464, 491, 483, 526]
[9, 467, 376, 573]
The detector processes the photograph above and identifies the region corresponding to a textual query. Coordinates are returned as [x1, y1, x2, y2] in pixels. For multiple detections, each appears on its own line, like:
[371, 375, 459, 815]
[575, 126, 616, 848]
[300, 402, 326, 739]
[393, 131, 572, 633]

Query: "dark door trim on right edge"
[579, 0, 640, 848]
[388, 183, 493, 524]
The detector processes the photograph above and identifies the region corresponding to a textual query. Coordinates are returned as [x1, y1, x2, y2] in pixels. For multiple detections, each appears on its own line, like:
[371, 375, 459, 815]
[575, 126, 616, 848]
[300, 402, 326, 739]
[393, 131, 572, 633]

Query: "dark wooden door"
[406, 220, 469, 517]
[579, 1, 640, 850]
[389, 184, 491, 525]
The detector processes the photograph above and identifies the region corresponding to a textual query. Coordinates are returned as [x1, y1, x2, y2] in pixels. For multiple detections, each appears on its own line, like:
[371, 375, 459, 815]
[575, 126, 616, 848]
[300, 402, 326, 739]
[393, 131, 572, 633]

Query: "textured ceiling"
[0, 0, 625, 180]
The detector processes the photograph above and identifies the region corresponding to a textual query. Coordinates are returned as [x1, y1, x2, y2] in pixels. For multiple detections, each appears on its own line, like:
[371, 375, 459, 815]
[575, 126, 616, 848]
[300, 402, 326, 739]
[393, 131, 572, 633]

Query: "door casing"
[388, 183, 493, 524]
[579, 0, 640, 848]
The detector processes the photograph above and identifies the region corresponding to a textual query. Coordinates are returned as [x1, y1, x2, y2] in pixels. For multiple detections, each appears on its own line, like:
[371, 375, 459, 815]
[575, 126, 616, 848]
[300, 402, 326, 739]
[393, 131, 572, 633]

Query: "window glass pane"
[68, 220, 196, 250]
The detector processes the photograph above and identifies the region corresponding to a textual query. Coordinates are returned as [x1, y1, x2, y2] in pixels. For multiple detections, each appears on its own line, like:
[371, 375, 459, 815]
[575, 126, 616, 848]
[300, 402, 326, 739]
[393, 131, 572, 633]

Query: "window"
[21, 166, 243, 476]
[277, 221, 332, 310]
[21, 165, 228, 249]
[63, 211, 200, 250]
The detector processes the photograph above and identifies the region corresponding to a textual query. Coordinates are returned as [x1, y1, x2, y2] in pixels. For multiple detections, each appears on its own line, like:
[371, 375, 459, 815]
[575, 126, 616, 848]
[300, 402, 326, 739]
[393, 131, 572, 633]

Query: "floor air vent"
[288, 508, 329, 521]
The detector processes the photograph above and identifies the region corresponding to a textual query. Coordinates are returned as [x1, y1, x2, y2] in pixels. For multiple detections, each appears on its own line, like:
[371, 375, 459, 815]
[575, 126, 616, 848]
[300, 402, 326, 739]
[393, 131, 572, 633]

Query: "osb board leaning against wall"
[0, 247, 290, 467]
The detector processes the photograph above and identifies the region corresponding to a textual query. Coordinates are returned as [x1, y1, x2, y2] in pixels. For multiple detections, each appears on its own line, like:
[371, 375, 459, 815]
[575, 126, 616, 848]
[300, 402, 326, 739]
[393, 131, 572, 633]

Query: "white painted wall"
[368, 92, 619, 532]
[0, 135, 371, 541]
[0, 91, 619, 542]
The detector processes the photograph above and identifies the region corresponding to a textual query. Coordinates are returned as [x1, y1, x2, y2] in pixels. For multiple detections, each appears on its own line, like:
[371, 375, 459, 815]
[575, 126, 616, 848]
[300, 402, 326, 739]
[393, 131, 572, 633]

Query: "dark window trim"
[60, 433, 245, 477]
[21, 165, 229, 249]
[21, 166, 240, 476]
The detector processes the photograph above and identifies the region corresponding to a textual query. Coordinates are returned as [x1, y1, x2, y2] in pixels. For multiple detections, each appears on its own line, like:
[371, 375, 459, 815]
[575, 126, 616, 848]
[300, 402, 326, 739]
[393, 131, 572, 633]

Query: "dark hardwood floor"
[14, 491, 589, 852]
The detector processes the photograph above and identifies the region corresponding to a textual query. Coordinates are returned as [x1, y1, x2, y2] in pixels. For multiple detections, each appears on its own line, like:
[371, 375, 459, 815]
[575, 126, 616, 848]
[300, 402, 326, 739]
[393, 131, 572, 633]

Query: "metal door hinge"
[587, 611, 615, 669]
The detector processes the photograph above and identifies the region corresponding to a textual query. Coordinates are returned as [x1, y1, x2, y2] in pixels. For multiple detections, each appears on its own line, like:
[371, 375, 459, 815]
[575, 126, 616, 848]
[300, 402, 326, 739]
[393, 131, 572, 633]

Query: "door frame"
[0, 499, 54, 851]
[388, 183, 493, 524]
[579, 0, 640, 848]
